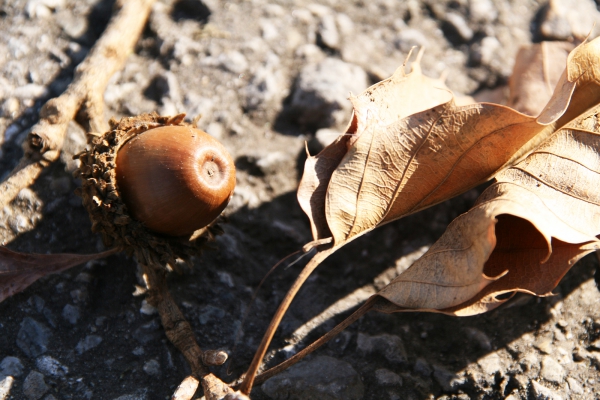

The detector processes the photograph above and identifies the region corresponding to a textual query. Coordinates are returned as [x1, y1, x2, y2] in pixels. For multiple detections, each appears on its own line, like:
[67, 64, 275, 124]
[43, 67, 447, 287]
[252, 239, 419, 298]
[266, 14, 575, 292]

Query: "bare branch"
[0, 0, 157, 210]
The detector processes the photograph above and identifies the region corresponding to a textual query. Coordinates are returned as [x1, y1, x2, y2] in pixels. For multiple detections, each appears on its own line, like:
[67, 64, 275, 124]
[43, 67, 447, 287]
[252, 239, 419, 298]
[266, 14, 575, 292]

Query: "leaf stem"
[251, 296, 377, 386]
[239, 247, 336, 395]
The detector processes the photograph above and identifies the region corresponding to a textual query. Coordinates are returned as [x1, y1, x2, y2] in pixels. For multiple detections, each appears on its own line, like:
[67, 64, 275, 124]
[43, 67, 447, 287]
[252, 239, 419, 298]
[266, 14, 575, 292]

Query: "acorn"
[74, 112, 236, 268]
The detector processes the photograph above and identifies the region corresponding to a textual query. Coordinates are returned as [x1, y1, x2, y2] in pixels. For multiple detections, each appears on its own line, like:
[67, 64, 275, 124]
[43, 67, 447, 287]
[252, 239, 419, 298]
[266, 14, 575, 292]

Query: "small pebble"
[413, 357, 432, 377]
[142, 359, 161, 376]
[62, 304, 80, 324]
[17, 318, 51, 358]
[540, 355, 565, 384]
[35, 355, 68, 377]
[374, 368, 402, 386]
[318, 14, 340, 49]
[23, 371, 49, 400]
[0, 356, 24, 377]
[531, 380, 563, 400]
[445, 12, 474, 42]
[566, 377, 584, 395]
[75, 335, 103, 354]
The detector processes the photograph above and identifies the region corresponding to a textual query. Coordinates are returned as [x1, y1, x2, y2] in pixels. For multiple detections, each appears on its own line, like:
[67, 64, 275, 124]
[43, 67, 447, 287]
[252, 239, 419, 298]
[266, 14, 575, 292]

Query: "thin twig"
[249, 296, 378, 386]
[239, 247, 336, 395]
[142, 264, 234, 400]
[0, 0, 156, 210]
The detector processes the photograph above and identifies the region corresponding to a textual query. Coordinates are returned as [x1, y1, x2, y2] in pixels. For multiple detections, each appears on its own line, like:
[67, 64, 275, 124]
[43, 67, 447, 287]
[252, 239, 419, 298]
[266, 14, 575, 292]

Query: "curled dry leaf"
[376, 101, 600, 315]
[0, 246, 119, 302]
[298, 51, 560, 250]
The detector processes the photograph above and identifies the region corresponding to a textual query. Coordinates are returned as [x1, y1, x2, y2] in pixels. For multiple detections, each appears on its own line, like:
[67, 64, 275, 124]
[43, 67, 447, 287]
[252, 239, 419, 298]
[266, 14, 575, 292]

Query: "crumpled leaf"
[0, 246, 118, 302]
[298, 54, 559, 248]
[374, 65, 600, 316]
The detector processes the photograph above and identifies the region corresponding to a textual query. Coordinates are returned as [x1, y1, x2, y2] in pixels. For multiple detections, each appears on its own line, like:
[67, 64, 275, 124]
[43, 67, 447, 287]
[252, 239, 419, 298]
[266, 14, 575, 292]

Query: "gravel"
[261, 355, 364, 400]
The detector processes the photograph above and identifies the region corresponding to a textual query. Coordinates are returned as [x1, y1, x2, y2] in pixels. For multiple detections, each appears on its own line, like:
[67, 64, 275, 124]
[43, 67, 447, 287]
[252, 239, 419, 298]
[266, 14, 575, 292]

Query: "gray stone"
[35, 355, 68, 377]
[531, 380, 563, 400]
[478, 352, 503, 376]
[290, 58, 368, 129]
[244, 52, 284, 110]
[133, 319, 162, 344]
[76, 335, 103, 354]
[445, 12, 473, 42]
[318, 14, 340, 49]
[468, 0, 497, 23]
[540, 356, 565, 384]
[0, 356, 24, 377]
[566, 377, 584, 395]
[261, 356, 364, 400]
[143, 359, 161, 376]
[356, 333, 407, 365]
[413, 358, 432, 377]
[62, 304, 80, 324]
[23, 371, 49, 400]
[218, 51, 248, 74]
[433, 365, 466, 392]
[199, 305, 226, 325]
[0, 376, 14, 400]
[374, 369, 402, 386]
[17, 318, 51, 358]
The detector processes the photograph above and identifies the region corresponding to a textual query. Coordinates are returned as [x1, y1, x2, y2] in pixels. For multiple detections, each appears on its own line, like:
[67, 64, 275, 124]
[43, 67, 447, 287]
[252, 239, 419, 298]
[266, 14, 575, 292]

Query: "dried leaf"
[508, 41, 574, 116]
[376, 102, 600, 315]
[299, 61, 551, 248]
[0, 247, 118, 302]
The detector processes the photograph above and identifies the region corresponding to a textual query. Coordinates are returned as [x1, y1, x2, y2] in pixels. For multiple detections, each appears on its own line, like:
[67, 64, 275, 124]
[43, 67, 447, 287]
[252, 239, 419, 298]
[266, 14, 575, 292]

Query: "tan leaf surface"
[376, 103, 600, 315]
[508, 41, 574, 117]
[0, 246, 118, 303]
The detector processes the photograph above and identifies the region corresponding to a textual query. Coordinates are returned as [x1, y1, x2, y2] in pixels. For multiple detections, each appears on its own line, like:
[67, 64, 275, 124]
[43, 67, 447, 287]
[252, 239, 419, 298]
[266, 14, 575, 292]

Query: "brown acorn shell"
[115, 125, 235, 237]
[74, 112, 227, 269]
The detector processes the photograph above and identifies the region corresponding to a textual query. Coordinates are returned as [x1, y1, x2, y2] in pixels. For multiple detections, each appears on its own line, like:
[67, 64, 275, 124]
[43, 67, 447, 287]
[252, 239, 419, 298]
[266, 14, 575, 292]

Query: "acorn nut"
[74, 112, 235, 268]
[116, 125, 236, 237]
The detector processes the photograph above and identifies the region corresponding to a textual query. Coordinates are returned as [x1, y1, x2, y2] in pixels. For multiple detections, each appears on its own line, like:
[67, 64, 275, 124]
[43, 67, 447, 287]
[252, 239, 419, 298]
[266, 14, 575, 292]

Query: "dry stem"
[0, 0, 156, 210]
[250, 296, 378, 386]
[142, 264, 234, 400]
[239, 247, 336, 395]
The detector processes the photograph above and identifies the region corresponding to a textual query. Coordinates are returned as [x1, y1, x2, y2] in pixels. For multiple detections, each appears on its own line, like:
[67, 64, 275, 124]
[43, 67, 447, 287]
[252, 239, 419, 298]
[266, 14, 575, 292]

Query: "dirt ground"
[1, 0, 600, 399]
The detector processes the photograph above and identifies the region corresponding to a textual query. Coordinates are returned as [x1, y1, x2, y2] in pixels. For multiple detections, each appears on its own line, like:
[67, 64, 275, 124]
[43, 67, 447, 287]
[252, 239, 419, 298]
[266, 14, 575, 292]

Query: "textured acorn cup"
[115, 125, 236, 237]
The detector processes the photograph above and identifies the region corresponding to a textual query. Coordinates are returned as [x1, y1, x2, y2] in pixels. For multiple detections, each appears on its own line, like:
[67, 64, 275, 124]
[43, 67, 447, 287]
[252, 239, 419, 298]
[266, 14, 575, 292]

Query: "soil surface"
[1, 0, 600, 399]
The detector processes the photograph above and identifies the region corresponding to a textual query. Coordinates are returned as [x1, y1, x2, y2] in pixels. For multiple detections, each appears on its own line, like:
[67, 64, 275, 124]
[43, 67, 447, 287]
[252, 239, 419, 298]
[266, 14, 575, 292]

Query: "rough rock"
[290, 57, 368, 129]
[61, 304, 80, 324]
[0, 356, 24, 377]
[35, 355, 68, 377]
[16, 318, 51, 358]
[374, 369, 402, 386]
[539, 356, 565, 384]
[76, 335, 103, 354]
[531, 380, 563, 400]
[356, 333, 408, 365]
[261, 356, 364, 400]
[23, 371, 49, 400]
[142, 359, 160, 376]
